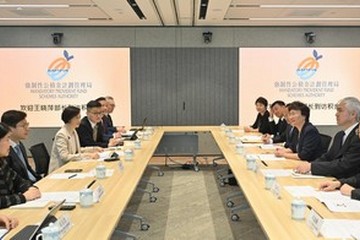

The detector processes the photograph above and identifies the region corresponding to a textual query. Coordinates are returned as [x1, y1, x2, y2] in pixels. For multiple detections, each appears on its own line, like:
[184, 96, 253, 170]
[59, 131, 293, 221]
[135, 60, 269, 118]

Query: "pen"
[68, 174, 77, 179]
[87, 179, 96, 189]
[261, 160, 268, 167]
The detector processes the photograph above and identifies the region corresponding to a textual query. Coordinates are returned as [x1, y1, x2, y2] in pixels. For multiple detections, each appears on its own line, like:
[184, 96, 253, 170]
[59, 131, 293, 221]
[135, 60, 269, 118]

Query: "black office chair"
[29, 143, 50, 177]
[319, 133, 332, 154]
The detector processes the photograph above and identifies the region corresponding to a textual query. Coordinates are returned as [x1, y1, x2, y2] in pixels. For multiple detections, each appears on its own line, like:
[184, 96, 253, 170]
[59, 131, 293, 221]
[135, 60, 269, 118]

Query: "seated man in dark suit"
[262, 101, 296, 145]
[1, 110, 41, 183]
[269, 100, 288, 136]
[296, 97, 360, 179]
[76, 100, 121, 148]
[319, 123, 360, 200]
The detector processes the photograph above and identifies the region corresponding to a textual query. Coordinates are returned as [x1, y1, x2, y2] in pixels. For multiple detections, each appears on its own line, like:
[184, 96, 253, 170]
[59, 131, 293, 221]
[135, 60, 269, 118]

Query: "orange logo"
[296, 50, 322, 80]
[47, 50, 74, 81]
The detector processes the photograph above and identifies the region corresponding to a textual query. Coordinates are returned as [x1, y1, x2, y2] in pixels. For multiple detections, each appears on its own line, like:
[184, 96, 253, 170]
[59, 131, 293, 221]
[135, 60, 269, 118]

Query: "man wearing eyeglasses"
[77, 100, 121, 148]
[1, 110, 41, 183]
[295, 97, 360, 179]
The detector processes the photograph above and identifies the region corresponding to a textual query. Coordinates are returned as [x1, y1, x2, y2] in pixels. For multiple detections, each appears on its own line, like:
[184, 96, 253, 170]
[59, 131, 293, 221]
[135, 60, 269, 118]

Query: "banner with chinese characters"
[0, 48, 130, 127]
[239, 48, 360, 125]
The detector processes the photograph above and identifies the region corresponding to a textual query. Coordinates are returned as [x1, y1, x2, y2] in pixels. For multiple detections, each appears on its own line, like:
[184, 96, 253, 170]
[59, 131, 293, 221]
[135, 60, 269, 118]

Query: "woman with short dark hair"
[244, 97, 271, 134]
[275, 101, 322, 161]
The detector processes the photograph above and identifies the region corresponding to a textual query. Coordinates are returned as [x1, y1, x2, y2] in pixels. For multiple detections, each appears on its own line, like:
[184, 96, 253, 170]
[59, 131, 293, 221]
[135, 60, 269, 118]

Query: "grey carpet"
[111, 165, 267, 240]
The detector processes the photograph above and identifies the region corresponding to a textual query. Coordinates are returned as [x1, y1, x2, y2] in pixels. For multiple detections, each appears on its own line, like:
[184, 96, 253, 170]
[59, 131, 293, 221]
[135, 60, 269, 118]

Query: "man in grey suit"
[1, 110, 41, 183]
[296, 97, 360, 179]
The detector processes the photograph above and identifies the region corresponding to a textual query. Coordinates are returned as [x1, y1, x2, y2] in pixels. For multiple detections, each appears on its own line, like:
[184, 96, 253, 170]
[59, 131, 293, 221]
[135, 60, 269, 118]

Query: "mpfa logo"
[47, 50, 74, 81]
[296, 50, 323, 80]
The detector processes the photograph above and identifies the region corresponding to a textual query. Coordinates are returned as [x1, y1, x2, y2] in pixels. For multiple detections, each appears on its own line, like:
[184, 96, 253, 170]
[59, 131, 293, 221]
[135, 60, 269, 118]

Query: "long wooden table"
[2, 128, 164, 239]
[2, 126, 360, 239]
[211, 127, 360, 239]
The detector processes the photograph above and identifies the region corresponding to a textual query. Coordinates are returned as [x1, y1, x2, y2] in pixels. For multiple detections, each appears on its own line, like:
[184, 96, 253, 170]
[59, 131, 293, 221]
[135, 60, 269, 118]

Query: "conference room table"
[1, 126, 360, 239]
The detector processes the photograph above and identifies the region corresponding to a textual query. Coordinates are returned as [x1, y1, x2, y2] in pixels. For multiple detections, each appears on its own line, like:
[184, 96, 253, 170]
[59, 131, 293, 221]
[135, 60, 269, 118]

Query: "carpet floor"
[111, 165, 267, 240]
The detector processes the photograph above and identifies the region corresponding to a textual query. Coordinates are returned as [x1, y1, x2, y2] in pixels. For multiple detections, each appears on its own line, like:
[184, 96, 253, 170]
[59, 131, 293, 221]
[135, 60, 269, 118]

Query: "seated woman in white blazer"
[49, 106, 102, 172]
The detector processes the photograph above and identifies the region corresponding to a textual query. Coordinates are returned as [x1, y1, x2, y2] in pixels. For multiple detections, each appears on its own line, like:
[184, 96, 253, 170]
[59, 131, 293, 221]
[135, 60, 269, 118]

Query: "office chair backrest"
[29, 143, 50, 176]
[319, 133, 332, 154]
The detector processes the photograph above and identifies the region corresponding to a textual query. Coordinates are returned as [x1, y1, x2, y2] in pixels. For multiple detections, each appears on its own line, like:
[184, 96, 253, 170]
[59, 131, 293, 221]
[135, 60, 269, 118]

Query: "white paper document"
[291, 171, 325, 179]
[245, 154, 285, 161]
[257, 154, 286, 161]
[41, 191, 80, 203]
[316, 191, 360, 212]
[284, 186, 318, 197]
[260, 169, 293, 177]
[320, 219, 360, 239]
[260, 144, 278, 150]
[0, 228, 8, 239]
[10, 199, 50, 209]
[240, 135, 262, 143]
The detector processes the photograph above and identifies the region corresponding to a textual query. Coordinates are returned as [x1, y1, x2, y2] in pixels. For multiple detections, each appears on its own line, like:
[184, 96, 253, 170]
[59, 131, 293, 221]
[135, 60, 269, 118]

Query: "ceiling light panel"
[176, 0, 193, 25]
[92, 0, 161, 25]
[152, 0, 177, 26]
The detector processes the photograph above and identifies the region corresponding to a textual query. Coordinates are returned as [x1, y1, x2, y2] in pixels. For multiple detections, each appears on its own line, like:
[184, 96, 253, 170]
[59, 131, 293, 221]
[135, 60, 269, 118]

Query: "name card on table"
[306, 208, 324, 237]
[56, 213, 73, 238]
[118, 160, 125, 172]
[270, 182, 281, 199]
[93, 185, 105, 202]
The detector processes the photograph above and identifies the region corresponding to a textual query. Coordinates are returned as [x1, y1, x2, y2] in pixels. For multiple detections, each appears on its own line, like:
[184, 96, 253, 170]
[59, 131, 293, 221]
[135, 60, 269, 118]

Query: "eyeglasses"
[16, 122, 29, 128]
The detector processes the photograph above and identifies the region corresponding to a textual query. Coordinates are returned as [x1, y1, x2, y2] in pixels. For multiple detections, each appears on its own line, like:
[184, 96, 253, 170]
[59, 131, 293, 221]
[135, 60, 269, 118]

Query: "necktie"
[339, 131, 346, 148]
[14, 145, 36, 182]
[93, 125, 98, 141]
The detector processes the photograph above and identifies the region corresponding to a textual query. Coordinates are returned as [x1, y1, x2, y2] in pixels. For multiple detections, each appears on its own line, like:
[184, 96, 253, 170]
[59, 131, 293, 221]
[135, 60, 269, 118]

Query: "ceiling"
[0, 0, 359, 27]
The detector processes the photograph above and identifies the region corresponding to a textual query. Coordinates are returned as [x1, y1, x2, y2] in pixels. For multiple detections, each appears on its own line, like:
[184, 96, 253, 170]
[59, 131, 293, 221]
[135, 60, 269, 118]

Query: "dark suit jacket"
[76, 116, 108, 148]
[251, 111, 271, 134]
[6, 142, 41, 183]
[289, 122, 322, 162]
[311, 124, 360, 179]
[340, 174, 360, 200]
[270, 118, 287, 137]
[102, 115, 117, 141]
